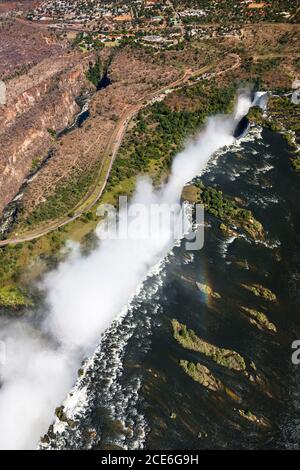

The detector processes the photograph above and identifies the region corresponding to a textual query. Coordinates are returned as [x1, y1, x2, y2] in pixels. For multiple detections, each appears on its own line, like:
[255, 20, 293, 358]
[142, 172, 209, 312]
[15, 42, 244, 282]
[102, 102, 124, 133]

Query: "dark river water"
[45, 125, 300, 450]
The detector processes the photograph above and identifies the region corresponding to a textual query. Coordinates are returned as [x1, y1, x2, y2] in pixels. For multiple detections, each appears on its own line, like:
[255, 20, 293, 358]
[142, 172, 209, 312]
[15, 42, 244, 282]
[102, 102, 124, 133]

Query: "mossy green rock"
[246, 106, 264, 125]
[238, 409, 270, 427]
[172, 319, 246, 372]
[196, 282, 221, 299]
[241, 283, 277, 302]
[291, 156, 300, 171]
[55, 406, 77, 428]
[180, 360, 223, 392]
[241, 306, 277, 333]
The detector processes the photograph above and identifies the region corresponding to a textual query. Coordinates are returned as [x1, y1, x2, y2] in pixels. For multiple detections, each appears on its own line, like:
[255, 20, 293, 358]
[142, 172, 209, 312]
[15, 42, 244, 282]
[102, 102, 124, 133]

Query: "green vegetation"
[85, 57, 103, 87]
[23, 164, 98, 227]
[31, 157, 42, 173]
[195, 184, 264, 240]
[247, 105, 264, 125]
[0, 81, 237, 294]
[219, 222, 237, 236]
[248, 97, 300, 168]
[250, 97, 300, 133]
[172, 319, 246, 372]
[175, 0, 298, 24]
[196, 282, 221, 299]
[106, 81, 237, 192]
[0, 230, 67, 286]
[47, 128, 56, 138]
[238, 409, 258, 423]
[74, 32, 104, 52]
[247, 104, 283, 133]
[241, 306, 277, 333]
[268, 96, 300, 131]
[0, 286, 33, 309]
[180, 360, 223, 392]
[0, 244, 23, 283]
[291, 156, 300, 171]
[242, 57, 281, 78]
[241, 284, 277, 302]
[0, 217, 99, 305]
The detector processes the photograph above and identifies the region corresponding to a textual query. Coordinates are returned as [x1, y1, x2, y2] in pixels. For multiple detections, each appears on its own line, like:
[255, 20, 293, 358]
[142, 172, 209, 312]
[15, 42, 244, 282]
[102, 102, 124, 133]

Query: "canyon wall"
[0, 52, 94, 216]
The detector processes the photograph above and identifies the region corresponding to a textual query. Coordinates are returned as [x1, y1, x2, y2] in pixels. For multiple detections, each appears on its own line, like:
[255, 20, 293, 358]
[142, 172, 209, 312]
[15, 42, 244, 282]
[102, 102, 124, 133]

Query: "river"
[40, 118, 300, 449]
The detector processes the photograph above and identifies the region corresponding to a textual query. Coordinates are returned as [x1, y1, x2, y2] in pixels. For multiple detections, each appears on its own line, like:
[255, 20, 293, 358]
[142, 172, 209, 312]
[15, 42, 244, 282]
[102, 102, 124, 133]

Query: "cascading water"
[0, 92, 257, 449]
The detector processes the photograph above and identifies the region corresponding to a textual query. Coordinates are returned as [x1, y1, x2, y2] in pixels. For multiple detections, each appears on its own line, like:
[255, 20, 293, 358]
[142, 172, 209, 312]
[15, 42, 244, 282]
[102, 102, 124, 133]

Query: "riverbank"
[40, 121, 300, 450]
[1, 82, 298, 311]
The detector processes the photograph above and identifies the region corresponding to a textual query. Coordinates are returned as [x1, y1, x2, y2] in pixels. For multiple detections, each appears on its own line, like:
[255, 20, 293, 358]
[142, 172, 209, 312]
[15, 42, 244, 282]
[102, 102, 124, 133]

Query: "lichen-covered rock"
[181, 185, 201, 204]
[238, 409, 270, 427]
[180, 360, 224, 392]
[247, 106, 264, 125]
[172, 319, 246, 372]
[241, 284, 277, 302]
[241, 306, 277, 333]
[219, 223, 238, 237]
[196, 282, 221, 299]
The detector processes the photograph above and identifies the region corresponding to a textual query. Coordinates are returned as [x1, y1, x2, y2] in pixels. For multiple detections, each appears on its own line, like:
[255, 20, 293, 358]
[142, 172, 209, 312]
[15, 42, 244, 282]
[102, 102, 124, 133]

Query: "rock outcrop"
[0, 52, 94, 215]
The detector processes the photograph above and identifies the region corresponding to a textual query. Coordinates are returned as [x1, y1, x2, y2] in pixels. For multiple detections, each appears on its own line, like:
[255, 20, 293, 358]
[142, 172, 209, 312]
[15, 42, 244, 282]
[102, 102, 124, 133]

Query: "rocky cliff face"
[16, 46, 181, 220]
[0, 51, 94, 215]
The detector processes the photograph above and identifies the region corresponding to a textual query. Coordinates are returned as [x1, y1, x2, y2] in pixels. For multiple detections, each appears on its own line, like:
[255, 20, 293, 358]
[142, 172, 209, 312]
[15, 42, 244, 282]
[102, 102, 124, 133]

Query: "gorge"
[0, 93, 256, 449]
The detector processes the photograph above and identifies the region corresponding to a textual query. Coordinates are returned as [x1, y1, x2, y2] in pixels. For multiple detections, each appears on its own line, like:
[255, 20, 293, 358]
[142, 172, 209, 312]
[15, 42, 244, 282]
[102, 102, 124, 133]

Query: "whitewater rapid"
[0, 92, 255, 449]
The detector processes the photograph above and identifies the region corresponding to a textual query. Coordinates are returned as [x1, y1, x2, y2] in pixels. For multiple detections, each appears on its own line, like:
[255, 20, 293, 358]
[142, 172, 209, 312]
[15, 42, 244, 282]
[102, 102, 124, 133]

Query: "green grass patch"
[0, 286, 33, 309]
[195, 184, 264, 240]
[22, 164, 98, 228]
[106, 81, 237, 192]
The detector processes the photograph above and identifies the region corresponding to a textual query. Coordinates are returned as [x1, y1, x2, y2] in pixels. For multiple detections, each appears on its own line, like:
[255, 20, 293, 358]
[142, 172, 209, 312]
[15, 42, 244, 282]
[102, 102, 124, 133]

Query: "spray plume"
[0, 93, 252, 449]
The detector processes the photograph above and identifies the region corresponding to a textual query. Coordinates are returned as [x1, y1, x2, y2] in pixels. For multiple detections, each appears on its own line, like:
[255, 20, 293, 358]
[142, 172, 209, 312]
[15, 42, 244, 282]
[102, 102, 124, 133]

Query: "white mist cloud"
[0, 94, 252, 449]
[0, 320, 75, 449]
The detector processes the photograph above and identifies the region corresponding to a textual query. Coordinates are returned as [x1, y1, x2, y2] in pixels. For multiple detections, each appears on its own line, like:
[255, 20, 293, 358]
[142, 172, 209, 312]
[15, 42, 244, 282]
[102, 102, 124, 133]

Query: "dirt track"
[0, 54, 241, 247]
